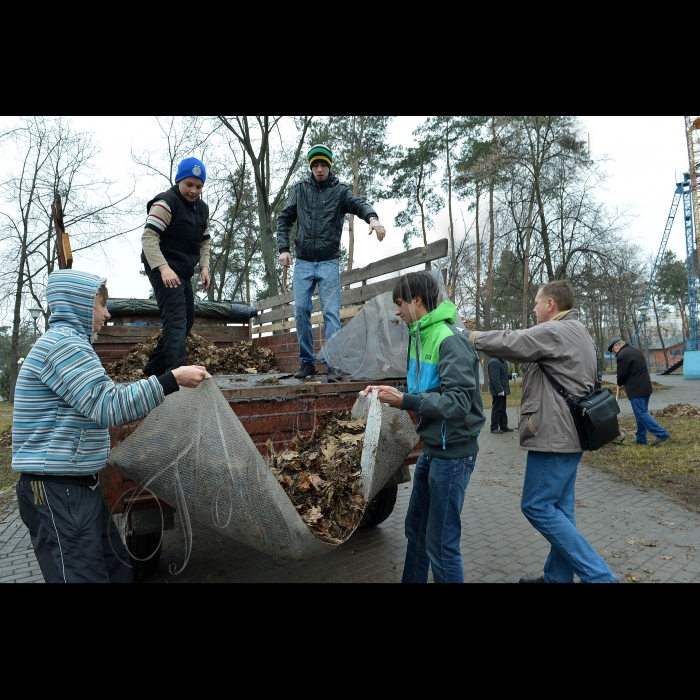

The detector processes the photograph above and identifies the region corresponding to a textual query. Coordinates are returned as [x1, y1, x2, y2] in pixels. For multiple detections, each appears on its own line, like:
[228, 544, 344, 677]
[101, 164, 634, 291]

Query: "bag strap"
[537, 335, 602, 398]
[537, 363, 572, 401]
[593, 342, 603, 389]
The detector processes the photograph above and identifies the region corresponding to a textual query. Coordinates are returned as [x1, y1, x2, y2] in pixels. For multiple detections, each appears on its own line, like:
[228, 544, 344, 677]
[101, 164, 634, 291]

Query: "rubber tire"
[126, 532, 162, 583]
[359, 484, 398, 528]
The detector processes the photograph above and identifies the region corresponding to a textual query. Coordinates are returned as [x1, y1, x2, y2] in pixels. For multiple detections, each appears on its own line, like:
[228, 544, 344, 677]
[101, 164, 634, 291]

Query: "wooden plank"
[253, 305, 361, 336]
[254, 238, 448, 312]
[339, 238, 447, 287]
[102, 314, 249, 327]
[253, 277, 396, 327]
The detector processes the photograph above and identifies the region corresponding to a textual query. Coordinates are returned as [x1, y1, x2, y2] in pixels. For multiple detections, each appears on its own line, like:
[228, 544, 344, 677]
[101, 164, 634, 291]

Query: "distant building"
[645, 334, 685, 372]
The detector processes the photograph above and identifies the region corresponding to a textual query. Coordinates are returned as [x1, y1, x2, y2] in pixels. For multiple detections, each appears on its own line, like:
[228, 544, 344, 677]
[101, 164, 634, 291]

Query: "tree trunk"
[652, 295, 668, 369]
[474, 188, 481, 329]
[9, 251, 28, 404]
[484, 176, 496, 331]
[522, 193, 535, 328]
[446, 121, 456, 302]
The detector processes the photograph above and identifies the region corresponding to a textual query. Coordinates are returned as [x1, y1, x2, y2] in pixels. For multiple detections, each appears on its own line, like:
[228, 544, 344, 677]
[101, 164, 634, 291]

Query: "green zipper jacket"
[400, 300, 485, 458]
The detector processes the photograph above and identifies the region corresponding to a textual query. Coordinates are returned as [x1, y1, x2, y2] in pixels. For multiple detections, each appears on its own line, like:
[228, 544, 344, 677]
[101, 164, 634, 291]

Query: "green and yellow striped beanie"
[307, 144, 333, 168]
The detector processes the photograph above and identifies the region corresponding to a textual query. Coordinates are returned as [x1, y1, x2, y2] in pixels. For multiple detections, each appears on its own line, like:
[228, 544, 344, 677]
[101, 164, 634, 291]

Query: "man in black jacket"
[608, 337, 671, 446]
[488, 356, 514, 433]
[277, 145, 386, 382]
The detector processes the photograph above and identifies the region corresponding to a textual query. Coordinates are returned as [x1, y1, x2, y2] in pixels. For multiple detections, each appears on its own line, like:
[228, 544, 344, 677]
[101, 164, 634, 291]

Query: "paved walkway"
[2, 373, 698, 583]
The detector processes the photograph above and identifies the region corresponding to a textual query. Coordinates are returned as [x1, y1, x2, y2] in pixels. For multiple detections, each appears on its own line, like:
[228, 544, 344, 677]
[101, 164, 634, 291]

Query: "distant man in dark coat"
[488, 356, 514, 434]
[608, 337, 671, 446]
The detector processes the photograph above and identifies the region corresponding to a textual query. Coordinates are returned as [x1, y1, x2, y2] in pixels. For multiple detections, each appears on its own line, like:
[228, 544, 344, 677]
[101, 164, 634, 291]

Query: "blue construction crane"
[631, 178, 684, 348]
[635, 173, 699, 364]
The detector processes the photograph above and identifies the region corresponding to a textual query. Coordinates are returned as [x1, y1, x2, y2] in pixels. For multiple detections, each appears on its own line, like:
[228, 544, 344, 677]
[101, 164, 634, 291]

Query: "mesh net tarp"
[107, 379, 418, 564]
[319, 272, 474, 382]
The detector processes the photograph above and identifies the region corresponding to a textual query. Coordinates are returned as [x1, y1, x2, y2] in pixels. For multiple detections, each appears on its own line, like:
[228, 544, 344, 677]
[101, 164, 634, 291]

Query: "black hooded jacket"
[276, 172, 377, 262]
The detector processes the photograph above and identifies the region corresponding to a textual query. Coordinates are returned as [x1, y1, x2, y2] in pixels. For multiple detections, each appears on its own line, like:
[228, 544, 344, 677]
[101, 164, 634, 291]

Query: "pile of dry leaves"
[267, 410, 367, 544]
[651, 403, 700, 418]
[106, 332, 277, 382]
[0, 428, 11, 446]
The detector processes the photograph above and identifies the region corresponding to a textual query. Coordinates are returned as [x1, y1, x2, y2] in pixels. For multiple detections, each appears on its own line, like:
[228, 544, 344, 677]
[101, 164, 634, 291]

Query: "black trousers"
[490, 394, 509, 430]
[16, 474, 133, 583]
[144, 268, 194, 376]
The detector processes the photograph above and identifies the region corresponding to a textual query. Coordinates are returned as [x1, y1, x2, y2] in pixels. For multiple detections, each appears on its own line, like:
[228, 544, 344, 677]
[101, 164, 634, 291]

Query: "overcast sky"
[3, 116, 694, 303]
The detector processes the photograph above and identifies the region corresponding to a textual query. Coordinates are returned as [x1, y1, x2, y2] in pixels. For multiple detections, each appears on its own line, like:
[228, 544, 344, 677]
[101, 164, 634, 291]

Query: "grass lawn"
[582, 415, 700, 513]
[0, 402, 15, 494]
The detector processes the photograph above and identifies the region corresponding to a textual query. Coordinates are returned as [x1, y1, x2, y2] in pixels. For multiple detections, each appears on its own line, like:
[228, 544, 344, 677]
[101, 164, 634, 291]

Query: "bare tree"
[0, 117, 137, 402]
[215, 116, 313, 297]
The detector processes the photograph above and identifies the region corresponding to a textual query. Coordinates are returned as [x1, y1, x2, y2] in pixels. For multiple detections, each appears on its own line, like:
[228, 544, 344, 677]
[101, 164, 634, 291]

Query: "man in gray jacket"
[470, 280, 618, 583]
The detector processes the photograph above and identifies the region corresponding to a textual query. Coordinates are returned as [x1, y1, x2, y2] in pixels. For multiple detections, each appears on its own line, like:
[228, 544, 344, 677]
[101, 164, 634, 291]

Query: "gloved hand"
[498, 391, 505, 396]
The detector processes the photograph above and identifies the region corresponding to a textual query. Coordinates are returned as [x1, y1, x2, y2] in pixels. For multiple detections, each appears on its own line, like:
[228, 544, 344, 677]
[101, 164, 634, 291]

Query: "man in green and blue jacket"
[364, 272, 485, 583]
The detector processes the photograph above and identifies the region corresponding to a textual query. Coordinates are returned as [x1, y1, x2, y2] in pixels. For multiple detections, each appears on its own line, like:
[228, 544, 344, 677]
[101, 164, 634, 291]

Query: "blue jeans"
[293, 259, 341, 365]
[630, 395, 670, 444]
[521, 451, 618, 583]
[402, 453, 476, 584]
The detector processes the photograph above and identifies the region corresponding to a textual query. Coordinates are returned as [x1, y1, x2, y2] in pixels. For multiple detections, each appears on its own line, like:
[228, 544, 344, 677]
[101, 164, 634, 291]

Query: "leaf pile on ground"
[0, 427, 10, 446]
[106, 332, 277, 382]
[583, 415, 700, 513]
[651, 403, 700, 418]
[266, 410, 367, 545]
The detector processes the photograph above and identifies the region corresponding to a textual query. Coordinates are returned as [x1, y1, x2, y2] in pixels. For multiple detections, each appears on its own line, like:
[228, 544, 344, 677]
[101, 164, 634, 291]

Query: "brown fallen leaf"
[267, 409, 368, 544]
[302, 506, 323, 524]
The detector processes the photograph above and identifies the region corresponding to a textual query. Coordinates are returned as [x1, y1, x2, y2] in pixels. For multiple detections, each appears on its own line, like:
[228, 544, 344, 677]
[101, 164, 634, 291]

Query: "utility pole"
[638, 305, 651, 373]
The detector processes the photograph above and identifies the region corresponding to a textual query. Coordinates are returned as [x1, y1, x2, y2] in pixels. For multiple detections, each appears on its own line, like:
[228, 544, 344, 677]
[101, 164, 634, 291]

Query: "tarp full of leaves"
[106, 381, 418, 563]
[267, 411, 367, 543]
[106, 332, 277, 382]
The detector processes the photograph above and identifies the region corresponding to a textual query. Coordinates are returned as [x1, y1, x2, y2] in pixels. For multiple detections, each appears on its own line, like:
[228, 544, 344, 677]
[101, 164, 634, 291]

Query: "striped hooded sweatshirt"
[399, 300, 485, 458]
[12, 270, 173, 477]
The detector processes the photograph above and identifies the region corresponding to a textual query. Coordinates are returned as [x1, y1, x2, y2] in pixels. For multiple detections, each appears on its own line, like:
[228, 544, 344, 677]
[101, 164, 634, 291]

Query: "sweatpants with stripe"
[16, 474, 133, 583]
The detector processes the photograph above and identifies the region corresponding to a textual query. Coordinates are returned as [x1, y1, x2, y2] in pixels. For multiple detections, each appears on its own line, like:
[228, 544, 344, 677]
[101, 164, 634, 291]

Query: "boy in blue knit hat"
[141, 157, 212, 376]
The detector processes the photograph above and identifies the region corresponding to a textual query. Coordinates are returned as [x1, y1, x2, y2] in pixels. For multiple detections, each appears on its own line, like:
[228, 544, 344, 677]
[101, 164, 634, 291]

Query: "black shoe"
[326, 366, 343, 383]
[490, 428, 503, 434]
[294, 363, 316, 379]
[650, 435, 670, 447]
[501, 427, 515, 432]
[519, 575, 548, 583]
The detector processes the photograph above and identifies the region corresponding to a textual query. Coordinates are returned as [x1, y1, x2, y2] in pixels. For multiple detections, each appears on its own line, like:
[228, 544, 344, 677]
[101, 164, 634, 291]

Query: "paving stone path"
[2, 372, 698, 583]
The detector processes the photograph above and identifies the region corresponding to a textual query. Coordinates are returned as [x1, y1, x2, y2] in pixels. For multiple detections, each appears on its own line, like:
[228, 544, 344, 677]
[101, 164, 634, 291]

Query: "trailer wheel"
[359, 484, 398, 528]
[127, 532, 162, 582]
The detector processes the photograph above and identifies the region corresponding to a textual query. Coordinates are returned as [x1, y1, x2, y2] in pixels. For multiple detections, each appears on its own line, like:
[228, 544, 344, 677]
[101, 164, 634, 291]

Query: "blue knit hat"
[175, 157, 206, 184]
